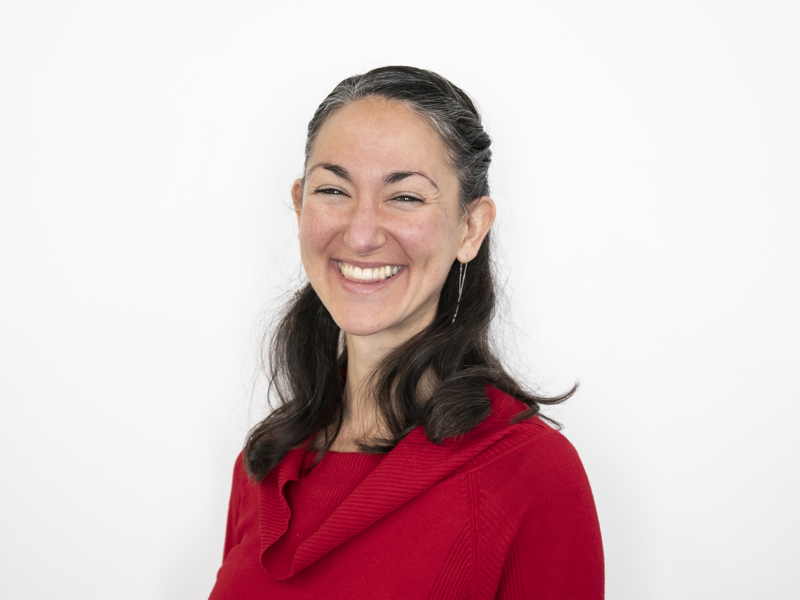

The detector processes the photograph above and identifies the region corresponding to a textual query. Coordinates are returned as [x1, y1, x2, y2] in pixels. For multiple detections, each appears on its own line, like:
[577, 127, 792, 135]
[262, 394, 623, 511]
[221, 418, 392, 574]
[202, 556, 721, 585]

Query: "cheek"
[400, 213, 460, 263]
[299, 206, 337, 254]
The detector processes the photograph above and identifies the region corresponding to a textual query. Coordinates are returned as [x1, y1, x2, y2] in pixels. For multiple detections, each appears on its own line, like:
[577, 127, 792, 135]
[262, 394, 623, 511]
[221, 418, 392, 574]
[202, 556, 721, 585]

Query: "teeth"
[338, 262, 402, 282]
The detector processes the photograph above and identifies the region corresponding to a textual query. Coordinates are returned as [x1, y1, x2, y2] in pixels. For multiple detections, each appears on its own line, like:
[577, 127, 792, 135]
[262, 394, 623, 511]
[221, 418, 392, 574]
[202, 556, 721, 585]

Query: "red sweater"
[210, 386, 604, 599]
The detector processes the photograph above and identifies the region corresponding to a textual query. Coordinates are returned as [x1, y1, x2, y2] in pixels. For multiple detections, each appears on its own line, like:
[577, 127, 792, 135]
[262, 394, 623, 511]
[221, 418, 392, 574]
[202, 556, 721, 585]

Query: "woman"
[210, 66, 603, 599]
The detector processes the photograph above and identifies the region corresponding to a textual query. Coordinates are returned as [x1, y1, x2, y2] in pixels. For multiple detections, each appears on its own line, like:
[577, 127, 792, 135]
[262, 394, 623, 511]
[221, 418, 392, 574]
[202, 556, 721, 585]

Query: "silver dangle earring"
[451, 261, 468, 324]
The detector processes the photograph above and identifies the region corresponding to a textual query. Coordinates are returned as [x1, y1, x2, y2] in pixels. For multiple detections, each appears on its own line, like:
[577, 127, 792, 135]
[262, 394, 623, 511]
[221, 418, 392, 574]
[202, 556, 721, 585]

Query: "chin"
[334, 318, 390, 338]
[328, 308, 397, 337]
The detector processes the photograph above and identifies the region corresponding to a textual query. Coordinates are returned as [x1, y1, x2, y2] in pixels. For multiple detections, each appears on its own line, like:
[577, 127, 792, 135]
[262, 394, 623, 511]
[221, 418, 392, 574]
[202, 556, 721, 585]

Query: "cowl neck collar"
[257, 385, 528, 580]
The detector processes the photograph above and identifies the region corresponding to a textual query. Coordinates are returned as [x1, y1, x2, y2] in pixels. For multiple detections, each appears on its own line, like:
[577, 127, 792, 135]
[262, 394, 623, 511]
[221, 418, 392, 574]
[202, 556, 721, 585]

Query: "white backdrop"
[1, 1, 798, 598]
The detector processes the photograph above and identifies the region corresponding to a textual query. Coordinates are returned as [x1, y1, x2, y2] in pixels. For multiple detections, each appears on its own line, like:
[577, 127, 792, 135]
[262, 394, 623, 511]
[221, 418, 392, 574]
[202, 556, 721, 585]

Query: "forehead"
[308, 98, 453, 177]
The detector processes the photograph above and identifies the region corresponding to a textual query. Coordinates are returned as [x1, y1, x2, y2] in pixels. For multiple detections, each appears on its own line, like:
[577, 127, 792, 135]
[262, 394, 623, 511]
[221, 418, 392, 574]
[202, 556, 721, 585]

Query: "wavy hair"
[245, 66, 574, 481]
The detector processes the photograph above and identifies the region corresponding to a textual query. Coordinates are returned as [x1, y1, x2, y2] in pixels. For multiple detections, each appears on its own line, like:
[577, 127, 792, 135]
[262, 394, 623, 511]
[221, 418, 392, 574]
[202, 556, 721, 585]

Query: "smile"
[337, 261, 404, 282]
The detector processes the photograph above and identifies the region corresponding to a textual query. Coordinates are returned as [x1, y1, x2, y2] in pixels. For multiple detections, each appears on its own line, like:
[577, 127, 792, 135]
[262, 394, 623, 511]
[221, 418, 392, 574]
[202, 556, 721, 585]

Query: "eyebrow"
[307, 163, 439, 190]
[307, 162, 352, 181]
[384, 171, 439, 190]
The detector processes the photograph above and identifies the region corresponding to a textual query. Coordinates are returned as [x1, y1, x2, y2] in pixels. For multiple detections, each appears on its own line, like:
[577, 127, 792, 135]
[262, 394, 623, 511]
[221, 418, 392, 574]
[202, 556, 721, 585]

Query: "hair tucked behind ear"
[244, 66, 575, 481]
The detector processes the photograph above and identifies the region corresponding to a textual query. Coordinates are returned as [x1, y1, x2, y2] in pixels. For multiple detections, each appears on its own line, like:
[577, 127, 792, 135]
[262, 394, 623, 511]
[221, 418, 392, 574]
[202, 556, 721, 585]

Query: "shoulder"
[479, 384, 575, 455]
[461, 385, 592, 501]
[465, 412, 582, 480]
[229, 449, 252, 497]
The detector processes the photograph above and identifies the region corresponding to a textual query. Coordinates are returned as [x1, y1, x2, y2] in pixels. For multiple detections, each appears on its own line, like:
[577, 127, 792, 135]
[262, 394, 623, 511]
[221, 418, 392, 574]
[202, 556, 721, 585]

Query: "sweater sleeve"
[495, 432, 604, 600]
[222, 451, 246, 560]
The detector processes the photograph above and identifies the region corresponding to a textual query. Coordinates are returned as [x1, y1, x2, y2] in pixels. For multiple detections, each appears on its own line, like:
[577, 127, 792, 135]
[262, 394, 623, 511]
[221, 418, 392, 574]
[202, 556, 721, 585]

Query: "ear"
[457, 196, 496, 262]
[291, 178, 303, 226]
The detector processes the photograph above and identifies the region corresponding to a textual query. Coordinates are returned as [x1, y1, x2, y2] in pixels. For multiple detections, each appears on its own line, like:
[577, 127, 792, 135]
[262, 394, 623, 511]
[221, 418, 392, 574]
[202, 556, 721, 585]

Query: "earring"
[451, 260, 468, 324]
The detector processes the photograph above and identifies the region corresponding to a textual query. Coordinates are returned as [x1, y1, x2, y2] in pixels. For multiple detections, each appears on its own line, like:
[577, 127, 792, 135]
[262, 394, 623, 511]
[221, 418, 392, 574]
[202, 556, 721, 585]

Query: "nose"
[343, 197, 386, 256]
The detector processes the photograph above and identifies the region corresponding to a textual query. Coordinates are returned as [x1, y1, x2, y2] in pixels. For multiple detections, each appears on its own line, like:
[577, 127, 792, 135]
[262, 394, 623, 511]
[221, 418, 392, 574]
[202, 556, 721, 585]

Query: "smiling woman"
[210, 66, 604, 599]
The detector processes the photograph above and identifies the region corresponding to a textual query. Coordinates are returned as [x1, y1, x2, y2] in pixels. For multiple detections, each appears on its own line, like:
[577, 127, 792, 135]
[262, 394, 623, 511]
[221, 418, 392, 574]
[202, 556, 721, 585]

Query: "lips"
[336, 260, 405, 283]
[332, 260, 404, 284]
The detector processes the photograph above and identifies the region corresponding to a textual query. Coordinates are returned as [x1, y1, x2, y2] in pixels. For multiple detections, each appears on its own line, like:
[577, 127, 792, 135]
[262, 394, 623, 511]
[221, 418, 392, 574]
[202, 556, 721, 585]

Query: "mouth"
[336, 260, 404, 283]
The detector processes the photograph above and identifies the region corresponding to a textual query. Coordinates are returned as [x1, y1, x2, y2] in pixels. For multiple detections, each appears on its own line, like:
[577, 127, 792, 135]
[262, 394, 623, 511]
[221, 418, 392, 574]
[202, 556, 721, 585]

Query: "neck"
[342, 331, 399, 428]
[330, 307, 440, 451]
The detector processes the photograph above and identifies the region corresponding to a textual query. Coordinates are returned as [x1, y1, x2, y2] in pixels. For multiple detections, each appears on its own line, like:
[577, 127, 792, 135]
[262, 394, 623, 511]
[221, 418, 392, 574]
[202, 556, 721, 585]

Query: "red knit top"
[210, 386, 604, 599]
[265, 450, 386, 573]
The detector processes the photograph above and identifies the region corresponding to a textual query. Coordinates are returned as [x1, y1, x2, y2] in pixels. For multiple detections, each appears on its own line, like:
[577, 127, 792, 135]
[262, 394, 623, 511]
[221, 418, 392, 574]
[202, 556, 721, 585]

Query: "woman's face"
[292, 97, 478, 343]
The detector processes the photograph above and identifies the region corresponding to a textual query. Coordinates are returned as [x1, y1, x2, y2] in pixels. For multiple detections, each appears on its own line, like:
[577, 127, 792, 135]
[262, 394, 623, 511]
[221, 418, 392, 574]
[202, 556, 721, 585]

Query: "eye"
[391, 194, 423, 203]
[316, 186, 347, 196]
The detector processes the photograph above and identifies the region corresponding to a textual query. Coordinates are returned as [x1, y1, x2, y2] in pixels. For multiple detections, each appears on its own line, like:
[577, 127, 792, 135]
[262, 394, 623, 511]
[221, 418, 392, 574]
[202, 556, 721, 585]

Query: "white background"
[1, 1, 798, 598]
